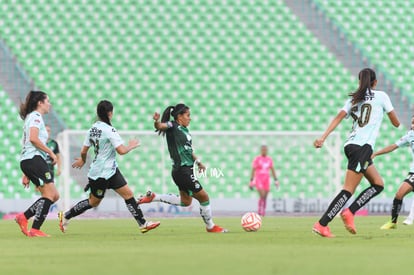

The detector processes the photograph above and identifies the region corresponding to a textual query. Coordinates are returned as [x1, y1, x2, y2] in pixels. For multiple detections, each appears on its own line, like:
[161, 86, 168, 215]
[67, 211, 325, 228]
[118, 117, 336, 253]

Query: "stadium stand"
[313, 0, 414, 102]
[0, 88, 32, 199]
[0, 0, 409, 199]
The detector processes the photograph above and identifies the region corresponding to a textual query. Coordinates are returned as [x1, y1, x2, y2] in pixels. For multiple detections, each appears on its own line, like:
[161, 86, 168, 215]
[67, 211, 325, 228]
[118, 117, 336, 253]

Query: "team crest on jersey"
[45, 172, 51, 180]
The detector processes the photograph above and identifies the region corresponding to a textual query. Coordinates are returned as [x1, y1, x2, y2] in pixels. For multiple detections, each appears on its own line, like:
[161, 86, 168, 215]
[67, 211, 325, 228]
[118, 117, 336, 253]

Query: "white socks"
[407, 200, 414, 220]
[200, 203, 215, 229]
[154, 194, 181, 206]
[152, 194, 215, 229]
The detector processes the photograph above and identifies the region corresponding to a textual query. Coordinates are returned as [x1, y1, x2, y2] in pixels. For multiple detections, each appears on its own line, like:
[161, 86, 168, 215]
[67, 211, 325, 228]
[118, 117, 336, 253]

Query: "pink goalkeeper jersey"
[253, 156, 274, 179]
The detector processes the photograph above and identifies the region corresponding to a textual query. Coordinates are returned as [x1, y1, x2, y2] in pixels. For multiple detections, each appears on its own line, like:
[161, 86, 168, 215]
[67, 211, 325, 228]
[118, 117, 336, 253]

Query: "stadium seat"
[0, 1, 410, 199]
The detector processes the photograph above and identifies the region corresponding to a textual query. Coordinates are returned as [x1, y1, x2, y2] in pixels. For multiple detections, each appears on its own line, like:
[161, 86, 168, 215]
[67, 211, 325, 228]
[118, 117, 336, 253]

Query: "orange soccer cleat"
[206, 225, 228, 233]
[312, 222, 335, 238]
[15, 213, 29, 236]
[140, 221, 161, 233]
[341, 208, 356, 234]
[137, 191, 156, 204]
[28, 228, 50, 237]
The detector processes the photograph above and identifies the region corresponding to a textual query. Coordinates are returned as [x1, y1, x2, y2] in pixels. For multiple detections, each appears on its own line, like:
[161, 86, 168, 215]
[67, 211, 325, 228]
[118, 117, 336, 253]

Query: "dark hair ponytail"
[19, 90, 48, 120]
[349, 68, 376, 104]
[97, 100, 113, 126]
[157, 103, 189, 135]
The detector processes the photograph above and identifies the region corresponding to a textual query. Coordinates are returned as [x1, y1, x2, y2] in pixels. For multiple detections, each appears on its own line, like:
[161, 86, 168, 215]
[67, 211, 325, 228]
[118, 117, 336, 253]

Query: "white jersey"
[21, 111, 48, 161]
[84, 121, 124, 180]
[395, 130, 414, 173]
[343, 90, 393, 148]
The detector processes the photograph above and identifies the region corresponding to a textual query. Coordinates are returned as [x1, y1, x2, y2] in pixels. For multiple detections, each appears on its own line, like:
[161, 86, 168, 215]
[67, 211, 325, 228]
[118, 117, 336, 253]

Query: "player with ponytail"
[58, 100, 160, 234]
[312, 68, 400, 237]
[15, 91, 59, 237]
[138, 103, 228, 233]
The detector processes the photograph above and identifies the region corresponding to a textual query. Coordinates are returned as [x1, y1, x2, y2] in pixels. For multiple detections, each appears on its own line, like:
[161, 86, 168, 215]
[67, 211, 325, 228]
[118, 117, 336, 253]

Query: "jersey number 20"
[351, 104, 372, 127]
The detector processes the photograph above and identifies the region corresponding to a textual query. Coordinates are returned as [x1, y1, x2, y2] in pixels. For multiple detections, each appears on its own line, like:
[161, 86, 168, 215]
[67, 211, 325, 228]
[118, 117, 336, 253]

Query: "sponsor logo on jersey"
[90, 127, 102, 138]
[97, 189, 104, 196]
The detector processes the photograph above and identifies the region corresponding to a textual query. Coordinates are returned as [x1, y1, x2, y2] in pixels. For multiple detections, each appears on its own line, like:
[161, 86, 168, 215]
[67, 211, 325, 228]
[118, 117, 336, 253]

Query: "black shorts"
[20, 155, 54, 187]
[344, 144, 373, 173]
[87, 168, 127, 199]
[404, 173, 414, 189]
[171, 166, 203, 195]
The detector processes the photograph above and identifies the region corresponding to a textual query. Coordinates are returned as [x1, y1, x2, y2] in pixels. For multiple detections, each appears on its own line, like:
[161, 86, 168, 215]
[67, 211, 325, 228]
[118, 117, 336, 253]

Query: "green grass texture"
[1, 216, 413, 275]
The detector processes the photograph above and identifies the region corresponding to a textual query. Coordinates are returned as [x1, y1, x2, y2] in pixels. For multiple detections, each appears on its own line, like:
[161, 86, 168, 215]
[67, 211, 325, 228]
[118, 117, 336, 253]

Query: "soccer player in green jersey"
[45, 125, 62, 178]
[138, 103, 228, 233]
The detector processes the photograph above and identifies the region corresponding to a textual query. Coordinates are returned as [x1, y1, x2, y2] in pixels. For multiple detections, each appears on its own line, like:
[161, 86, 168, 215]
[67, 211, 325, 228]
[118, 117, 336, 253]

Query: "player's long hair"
[157, 103, 189, 135]
[19, 90, 47, 120]
[349, 68, 376, 105]
[97, 100, 113, 126]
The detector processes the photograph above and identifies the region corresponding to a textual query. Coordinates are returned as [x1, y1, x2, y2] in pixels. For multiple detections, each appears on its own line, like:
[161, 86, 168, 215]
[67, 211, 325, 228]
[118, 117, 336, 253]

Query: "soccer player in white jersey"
[312, 68, 400, 237]
[58, 100, 160, 234]
[15, 91, 60, 237]
[371, 116, 414, 229]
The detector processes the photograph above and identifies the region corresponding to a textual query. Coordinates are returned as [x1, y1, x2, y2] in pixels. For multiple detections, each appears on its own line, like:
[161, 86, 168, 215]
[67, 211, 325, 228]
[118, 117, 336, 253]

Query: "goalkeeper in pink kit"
[250, 145, 279, 216]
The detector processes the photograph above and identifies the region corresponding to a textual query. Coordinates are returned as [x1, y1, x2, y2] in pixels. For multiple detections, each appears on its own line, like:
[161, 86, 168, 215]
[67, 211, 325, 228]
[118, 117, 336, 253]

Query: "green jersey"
[46, 139, 60, 172]
[165, 121, 194, 169]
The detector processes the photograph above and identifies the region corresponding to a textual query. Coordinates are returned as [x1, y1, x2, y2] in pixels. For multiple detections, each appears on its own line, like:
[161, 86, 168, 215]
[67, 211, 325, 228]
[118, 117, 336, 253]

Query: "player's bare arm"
[116, 139, 140, 155]
[371, 144, 398, 159]
[153, 112, 169, 131]
[387, 110, 400, 127]
[192, 153, 206, 172]
[72, 146, 89, 169]
[314, 110, 347, 148]
[29, 126, 57, 164]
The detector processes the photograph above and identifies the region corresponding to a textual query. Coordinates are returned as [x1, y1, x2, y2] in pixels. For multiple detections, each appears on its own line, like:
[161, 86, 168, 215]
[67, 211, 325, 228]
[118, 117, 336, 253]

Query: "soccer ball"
[241, 212, 262, 232]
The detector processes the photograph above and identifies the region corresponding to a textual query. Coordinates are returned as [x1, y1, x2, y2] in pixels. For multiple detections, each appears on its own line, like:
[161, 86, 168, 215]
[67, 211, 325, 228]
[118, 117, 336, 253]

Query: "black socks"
[319, 190, 352, 226]
[31, 198, 53, 230]
[391, 198, 403, 223]
[24, 198, 43, 219]
[349, 185, 384, 214]
[65, 199, 93, 220]
[125, 198, 146, 226]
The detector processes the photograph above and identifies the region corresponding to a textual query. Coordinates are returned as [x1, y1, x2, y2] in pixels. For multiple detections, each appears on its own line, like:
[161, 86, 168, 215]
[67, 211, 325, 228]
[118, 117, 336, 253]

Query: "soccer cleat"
[380, 221, 397, 230]
[58, 211, 69, 233]
[340, 208, 356, 234]
[403, 219, 413, 225]
[312, 222, 335, 238]
[206, 225, 228, 233]
[28, 228, 50, 237]
[140, 221, 160, 233]
[137, 191, 156, 204]
[15, 213, 29, 236]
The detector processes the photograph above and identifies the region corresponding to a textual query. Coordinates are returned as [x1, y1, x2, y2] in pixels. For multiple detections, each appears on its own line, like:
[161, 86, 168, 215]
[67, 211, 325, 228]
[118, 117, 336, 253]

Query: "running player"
[58, 100, 160, 234]
[15, 91, 60, 237]
[312, 68, 400, 237]
[138, 103, 227, 233]
[249, 145, 279, 216]
[46, 125, 62, 178]
[371, 116, 414, 229]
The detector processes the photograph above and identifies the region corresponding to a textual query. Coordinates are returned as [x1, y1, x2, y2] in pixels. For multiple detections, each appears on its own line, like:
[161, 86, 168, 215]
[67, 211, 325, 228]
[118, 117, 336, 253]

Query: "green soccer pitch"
[0, 216, 412, 275]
